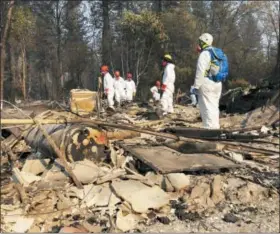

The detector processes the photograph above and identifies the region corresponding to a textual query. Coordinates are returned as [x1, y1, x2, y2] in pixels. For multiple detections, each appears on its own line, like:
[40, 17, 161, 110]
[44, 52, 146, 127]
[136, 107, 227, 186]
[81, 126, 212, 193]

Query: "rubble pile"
[1, 101, 279, 233]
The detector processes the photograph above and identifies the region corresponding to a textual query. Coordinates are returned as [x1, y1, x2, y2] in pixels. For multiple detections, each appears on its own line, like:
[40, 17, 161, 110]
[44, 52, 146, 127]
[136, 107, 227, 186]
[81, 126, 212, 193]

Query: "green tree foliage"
[115, 10, 168, 96]
[1, 0, 279, 102]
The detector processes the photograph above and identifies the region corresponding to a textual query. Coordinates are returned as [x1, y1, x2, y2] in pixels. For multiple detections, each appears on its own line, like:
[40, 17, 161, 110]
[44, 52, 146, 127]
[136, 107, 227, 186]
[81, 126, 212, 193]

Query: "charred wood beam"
[1, 118, 278, 155]
[34, 121, 83, 189]
[163, 127, 268, 140]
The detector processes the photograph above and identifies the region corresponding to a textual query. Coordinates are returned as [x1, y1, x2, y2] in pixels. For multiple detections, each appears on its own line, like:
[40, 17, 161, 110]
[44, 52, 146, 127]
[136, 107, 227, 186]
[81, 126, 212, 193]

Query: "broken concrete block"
[71, 159, 100, 184]
[211, 175, 225, 204]
[68, 186, 85, 200]
[82, 185, 102, 207]
[145, 171, 164, 186]
[90, 183, 112, 207]
[57, 193, 72, 210]
[189, 182, 215, 209]
[191, 182, 211, 199]
[166, 173, 190, 191]
[116, 210, 143, 232]
[96, 169, 126, 184]
[228, 152, 243, 162]
[112, 180, 170, 213]
[13, 217, 34, 233]
[42, 167, 69, 182]
[12, 168, 41, 186]
[22, 159, 50, 175]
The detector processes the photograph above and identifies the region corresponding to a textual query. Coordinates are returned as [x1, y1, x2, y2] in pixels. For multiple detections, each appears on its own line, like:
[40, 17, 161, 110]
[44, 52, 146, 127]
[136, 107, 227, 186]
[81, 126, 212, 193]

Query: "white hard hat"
[199, 33, 213, 46]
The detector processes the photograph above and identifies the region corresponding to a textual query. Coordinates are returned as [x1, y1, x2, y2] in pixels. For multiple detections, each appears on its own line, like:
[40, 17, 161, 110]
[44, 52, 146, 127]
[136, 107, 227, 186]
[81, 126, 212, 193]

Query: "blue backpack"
[205, 47, 229, 82]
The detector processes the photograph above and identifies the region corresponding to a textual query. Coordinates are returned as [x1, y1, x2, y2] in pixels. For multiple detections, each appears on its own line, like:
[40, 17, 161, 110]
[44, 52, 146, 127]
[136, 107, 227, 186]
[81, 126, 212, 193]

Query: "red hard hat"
[101, 65, 109, 73]
[127, 73, 132, 78]
[114, 71, 120, 77]
[156, 81, 161, 86]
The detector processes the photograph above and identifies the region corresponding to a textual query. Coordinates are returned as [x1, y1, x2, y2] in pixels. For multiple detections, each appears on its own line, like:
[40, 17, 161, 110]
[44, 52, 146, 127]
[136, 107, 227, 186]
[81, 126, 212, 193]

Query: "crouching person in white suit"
[150, 80, 161, 104]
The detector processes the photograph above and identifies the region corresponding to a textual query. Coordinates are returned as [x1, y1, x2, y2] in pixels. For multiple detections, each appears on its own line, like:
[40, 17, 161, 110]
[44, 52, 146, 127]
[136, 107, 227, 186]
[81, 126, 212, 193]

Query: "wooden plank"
[121, 145, 238, 174]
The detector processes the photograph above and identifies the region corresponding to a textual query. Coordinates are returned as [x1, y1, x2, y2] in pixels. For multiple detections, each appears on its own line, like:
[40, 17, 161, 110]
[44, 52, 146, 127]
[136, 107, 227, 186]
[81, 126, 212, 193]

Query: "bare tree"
[0, 0, 14, 108]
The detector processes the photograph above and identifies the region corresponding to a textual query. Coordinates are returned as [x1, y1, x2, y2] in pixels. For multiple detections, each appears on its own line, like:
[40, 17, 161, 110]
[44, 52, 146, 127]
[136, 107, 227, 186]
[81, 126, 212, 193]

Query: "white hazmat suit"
[161, 63, 175, 114]
[114, 76, 126, 103]
[150, 86, 161, 101]
[193, 48, 222, 129]
[125, 79, 136, 101]
[103, 72, 115, 108]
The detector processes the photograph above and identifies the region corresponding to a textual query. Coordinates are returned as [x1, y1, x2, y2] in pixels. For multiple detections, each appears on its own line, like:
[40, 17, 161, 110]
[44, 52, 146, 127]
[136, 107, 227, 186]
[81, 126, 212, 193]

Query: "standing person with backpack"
[192, 33, 229, 129]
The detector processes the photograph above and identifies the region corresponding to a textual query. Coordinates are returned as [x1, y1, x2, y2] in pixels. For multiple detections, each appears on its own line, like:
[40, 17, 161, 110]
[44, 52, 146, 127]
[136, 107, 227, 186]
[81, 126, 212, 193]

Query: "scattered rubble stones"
[1, 103, 279, 233]
[157, 216, 170, 225]
[223, 213, 239, 223]
[166, 173, 190, 191]
[112, 180, 170, 213]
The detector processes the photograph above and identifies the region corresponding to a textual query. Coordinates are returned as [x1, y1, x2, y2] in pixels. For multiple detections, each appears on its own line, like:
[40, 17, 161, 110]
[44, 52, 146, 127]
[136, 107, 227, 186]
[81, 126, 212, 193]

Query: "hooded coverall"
[114, 76, 126, 103]
[150, 86, 160, 101]
[161, 63, 175, 114]
[103, 72, 115, 108]
[125, 79, 136, 101]
[193, 48, 222, 129]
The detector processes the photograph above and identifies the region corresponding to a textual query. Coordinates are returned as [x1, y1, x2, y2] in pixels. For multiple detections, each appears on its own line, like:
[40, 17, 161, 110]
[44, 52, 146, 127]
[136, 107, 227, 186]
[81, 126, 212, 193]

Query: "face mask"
[196, 45, 202, 53]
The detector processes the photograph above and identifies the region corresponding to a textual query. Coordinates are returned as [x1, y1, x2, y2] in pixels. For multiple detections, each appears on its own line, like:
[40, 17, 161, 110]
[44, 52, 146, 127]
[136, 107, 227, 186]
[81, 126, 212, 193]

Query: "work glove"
[190, 86, 198, 95]
[161, 84, 167, 92]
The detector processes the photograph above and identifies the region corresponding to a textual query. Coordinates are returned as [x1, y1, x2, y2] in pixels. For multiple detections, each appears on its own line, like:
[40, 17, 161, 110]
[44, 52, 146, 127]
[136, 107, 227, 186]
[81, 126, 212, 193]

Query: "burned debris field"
[1, 85, 279, 233]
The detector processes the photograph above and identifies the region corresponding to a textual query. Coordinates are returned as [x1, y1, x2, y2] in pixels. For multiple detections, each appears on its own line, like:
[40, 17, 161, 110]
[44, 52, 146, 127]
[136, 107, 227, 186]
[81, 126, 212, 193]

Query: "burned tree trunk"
[0, 0, 15, 108]
[102, 0, 111, 65]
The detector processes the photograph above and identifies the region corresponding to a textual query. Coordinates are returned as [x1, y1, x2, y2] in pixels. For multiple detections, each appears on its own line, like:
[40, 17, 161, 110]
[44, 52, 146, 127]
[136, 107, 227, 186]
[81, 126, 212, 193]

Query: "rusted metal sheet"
[121, 145, 238, 174]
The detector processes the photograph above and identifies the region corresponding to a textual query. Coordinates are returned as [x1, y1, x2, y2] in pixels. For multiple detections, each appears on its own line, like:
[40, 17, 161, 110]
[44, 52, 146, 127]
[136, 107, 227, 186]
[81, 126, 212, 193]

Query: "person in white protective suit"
[150, 80, 161, 103]
[161, 54, 176, 115]
[124, 72, 136, 102]
[192, 33, 222, 129]
[113, 70, 126, 107]
[101, 65, 115, 109]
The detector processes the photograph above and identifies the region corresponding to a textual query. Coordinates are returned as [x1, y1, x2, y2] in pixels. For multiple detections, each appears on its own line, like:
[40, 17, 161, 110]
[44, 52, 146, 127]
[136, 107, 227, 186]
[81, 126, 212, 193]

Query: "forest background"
[0, 0, 279, 102]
